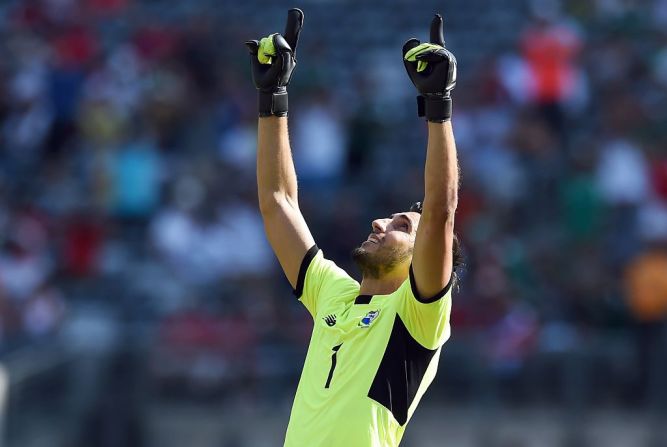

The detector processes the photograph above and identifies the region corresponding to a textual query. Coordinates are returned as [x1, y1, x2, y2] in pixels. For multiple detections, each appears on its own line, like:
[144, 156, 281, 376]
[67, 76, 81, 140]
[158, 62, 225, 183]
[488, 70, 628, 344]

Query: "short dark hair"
[409, 201, 423, 213]
[410, 201, 464, 288]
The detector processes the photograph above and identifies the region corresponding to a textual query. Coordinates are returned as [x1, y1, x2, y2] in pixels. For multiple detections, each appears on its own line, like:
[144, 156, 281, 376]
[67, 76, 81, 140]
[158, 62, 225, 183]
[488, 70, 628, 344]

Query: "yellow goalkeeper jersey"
[284, 245, 453, 447]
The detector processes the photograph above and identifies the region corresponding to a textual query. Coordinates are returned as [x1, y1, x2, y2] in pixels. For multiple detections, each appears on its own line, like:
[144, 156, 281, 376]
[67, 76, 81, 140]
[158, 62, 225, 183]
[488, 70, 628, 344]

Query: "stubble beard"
[351, 243, 412, 280]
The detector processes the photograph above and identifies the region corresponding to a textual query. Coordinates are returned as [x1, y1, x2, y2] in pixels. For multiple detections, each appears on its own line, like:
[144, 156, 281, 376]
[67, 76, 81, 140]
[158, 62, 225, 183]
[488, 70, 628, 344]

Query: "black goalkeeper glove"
[403, 14, 457, 122]
[245, 8, 304, 117]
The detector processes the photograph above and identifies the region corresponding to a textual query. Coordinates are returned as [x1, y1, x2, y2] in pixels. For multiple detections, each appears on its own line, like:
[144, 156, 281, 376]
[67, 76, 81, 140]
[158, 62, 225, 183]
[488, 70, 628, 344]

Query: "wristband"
[259, 88, 289, 117]
[417, 95, 452, 122]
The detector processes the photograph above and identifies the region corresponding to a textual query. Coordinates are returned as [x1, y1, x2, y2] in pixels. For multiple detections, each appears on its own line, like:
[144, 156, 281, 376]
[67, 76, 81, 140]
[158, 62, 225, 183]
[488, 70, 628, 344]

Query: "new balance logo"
[323, 314, 337, 327]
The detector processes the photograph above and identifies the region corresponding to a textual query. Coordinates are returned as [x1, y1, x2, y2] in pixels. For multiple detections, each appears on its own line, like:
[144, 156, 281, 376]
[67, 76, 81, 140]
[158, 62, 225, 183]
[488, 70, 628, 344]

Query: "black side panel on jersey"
[293, 244, 319, 298]
[367, 314, 437, 425]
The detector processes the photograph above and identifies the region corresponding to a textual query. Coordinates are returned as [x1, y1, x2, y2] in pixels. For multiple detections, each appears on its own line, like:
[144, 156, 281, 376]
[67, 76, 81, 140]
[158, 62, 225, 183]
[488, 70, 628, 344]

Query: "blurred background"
[0, 0, 666, 445]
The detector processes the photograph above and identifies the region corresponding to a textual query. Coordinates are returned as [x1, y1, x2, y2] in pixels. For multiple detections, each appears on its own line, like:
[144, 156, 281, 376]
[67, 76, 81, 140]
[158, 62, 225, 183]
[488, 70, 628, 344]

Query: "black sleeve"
[292, 244, 319, 298]
[408, 264, 453, 304]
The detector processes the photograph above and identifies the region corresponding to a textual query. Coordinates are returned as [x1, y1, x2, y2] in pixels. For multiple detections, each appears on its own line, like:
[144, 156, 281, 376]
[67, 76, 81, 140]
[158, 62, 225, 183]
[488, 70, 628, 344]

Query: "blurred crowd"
[452, 0, 667, 402]
[0, 0, 666, 409]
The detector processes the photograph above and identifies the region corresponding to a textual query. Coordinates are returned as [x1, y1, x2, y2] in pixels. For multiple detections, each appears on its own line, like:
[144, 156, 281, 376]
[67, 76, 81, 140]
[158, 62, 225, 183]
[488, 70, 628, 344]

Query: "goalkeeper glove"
[245, 8, 304, 117]
[403, 14, 457, 122]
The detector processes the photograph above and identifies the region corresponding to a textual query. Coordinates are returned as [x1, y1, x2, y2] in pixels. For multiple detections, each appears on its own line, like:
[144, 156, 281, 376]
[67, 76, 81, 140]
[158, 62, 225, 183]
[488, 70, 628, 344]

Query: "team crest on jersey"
[358, 310, 380, 328]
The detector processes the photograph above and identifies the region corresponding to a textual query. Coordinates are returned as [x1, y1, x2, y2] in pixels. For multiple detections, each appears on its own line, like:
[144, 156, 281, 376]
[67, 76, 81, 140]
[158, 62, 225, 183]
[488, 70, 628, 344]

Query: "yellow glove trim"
[258, 33, 279, 64]
[404, 43, 443, 72]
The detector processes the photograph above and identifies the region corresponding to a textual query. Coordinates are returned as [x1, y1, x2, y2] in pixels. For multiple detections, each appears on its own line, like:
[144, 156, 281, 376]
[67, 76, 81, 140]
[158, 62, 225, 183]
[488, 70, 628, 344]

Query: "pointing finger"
[429, 14, 445, 46]
[283, 8, 304, 52]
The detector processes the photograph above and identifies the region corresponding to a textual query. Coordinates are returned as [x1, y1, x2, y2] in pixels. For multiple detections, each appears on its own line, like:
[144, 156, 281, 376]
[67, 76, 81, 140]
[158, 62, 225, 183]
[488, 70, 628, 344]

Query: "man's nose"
[372, 219, 387, 233]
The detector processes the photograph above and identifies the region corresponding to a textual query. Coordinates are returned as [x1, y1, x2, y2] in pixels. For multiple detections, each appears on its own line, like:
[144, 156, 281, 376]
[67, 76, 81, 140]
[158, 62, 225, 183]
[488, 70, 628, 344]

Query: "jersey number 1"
[325, 343, 342, 388]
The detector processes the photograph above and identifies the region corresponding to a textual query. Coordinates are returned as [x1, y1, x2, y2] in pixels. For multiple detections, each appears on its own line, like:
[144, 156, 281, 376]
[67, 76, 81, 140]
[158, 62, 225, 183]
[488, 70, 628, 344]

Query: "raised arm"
[246, 9, 315, 288]
[412, 121, 458, 298]
[403, 14, 459, 298]
[257, 116, 315, 288]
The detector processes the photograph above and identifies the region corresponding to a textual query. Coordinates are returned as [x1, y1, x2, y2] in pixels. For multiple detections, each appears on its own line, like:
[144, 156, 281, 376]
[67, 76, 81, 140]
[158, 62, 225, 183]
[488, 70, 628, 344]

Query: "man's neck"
[358, 274, 407, 296]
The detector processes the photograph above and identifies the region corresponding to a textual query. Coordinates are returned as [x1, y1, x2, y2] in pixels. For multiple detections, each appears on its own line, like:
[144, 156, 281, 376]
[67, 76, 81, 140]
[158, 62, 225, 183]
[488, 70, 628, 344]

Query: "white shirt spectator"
[293, 100, 347, 183]
[595, 140, 649, 205]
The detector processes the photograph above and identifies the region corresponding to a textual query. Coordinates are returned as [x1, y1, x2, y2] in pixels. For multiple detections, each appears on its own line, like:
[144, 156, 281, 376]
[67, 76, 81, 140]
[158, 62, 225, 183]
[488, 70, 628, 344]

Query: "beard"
[351, 243, 412, 279]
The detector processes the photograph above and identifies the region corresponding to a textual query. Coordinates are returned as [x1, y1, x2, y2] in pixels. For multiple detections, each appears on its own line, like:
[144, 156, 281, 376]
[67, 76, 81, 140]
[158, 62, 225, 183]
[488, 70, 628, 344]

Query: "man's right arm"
[257, 118, 356, 316]
[257, 115, 315, 289]
[247, 9, 314, 289]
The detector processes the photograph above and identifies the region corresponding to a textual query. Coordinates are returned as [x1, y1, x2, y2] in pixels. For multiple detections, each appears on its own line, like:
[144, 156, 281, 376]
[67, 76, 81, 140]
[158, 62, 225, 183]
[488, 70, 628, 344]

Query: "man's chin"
[351, 245, 366, 257]
[351, 246, 380, 279]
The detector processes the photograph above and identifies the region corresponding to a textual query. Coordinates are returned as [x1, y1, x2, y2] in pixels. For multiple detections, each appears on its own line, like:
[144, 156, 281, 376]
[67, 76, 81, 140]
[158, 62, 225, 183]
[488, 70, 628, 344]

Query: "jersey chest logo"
[358, 309, 380, 328]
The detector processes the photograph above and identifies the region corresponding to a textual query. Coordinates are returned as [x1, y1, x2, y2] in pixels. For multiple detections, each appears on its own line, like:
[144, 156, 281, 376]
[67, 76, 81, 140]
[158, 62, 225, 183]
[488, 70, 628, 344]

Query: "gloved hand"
[245, 8, 304, 117]
[403, 14, 457, 122]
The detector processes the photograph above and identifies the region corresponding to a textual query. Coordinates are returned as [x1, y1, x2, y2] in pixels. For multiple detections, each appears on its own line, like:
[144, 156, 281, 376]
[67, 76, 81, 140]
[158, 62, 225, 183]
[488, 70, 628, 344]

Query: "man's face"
[351, 211, 421, 279]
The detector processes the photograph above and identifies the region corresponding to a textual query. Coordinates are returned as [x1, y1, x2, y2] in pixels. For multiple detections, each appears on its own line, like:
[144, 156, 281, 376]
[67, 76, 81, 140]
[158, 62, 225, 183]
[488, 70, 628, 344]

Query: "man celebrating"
[246, 9, 460, 446]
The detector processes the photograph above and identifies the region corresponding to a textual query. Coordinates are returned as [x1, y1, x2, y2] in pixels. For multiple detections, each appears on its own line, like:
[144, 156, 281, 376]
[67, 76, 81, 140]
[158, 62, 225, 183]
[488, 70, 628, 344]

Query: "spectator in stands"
[519, 0, 584, 134]
[624, 236, 667, 404]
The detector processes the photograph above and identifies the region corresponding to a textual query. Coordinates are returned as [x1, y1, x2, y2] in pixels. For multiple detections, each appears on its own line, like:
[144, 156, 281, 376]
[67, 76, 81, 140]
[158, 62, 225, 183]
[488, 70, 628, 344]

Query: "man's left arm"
[403, 14, 459, 299]
[412, 121, 458, 299]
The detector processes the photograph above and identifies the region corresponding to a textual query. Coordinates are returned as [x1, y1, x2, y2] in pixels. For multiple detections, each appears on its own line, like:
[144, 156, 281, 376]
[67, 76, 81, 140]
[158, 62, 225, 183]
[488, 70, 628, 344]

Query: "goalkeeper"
[246, 9, 461, 446]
